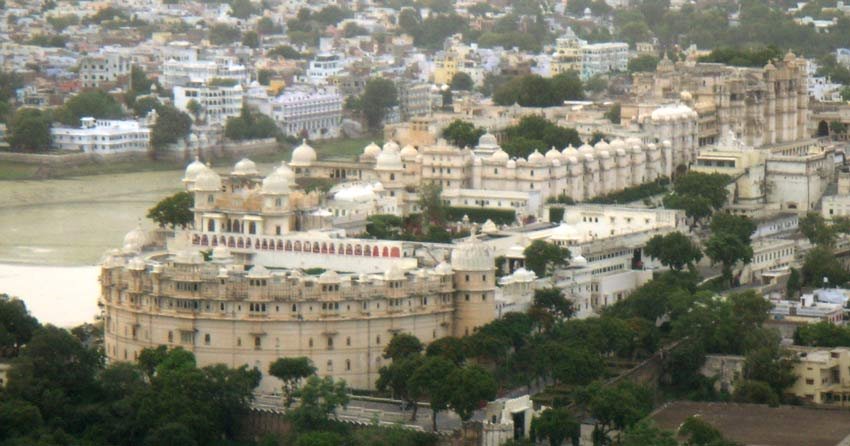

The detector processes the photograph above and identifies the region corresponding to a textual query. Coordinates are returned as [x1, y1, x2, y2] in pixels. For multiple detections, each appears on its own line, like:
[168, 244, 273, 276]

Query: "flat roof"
[651, 401, 850, 446]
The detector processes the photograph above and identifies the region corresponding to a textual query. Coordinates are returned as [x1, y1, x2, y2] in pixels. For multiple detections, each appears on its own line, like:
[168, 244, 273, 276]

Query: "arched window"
[207, 220, 215, 231]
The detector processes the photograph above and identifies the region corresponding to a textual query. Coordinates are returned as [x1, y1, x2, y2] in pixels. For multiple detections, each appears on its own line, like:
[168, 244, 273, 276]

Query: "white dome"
[578, 143, 594, 155]
[511, 267, 536, 282]
[528, 149, 545, 163]
[562, 145, 579, 157]
[122, 226, 147, 253]
[400, 144, 418, 158]
[490, 148, 510, 162]
[506, 244, 526, 258]
[450, 236, 494, 271]
[127, 257, 146, 271]
[625, 137, 642, 146]
[594, 140, 610, 151]
[478, 131, 498, 148]
[598, 150, 610, 159]
[375, 145, 403, 171]
[506, 159, 517, 168]
[232, 158, 258, 176]
[274, 162, 296, 185]
[567, 156, 579, 164]
[319, 270, 340, 283]
[262, 170, 291, 195]
[362, 142, 381, 158]
[545, 147, 563, 161]
[631, 144, 643, 154]
[481, 219, 498, 234]
[382, 141, 400, 153]
[184, 156, 208, 182]
[194, 169, 222, 191]
[550, 223, 580, 241]
[609, 138, 625, 150]
[572, 255, 588, 266]
[651, 104, 695, 121]
[291, 139, 317, 166]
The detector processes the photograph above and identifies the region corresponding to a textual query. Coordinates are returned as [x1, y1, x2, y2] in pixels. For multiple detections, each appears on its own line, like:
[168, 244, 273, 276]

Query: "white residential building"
[268, 87, 343, 140]
[305, 54, 345, 84]
[79, 52, 131, 88]
[52, 117, 150, 154]
[174, 83, 244, 126]
[580, 42, 629, 80]
[161, 56, 249, 88]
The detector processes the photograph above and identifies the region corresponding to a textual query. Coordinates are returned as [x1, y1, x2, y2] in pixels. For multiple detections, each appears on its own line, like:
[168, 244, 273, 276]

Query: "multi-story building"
[79, 52, 131, 88]
[267, 87, 343, 140]
[789, 347, 850, 405]
[173, 82, 244, 126]
[551, 28, 629, 80]
[396, 80, 432, 121]
[101, 159, 498, 391]
[633, 52, 809, 148]
[51, 117, 151, 154]
[161, 56, 249, 88]
[305, 53, 345, 84]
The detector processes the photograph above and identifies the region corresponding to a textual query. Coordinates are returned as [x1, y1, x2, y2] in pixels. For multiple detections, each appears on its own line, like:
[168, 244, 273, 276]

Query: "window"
[204, 334, 211, 345]
[327, 360, 333, 372]
[346, 336, 351, 346]
[237, 337, 242, 347]
[327, 337, 334, 349]
[345, 359, 351, 371]
[309, 338, 314, 348]
[376, 335, 381, 345]
[168, 331, 173, 343]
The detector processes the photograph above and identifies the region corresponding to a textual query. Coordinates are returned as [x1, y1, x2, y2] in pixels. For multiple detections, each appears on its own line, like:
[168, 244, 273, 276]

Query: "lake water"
[0, 162, 286, 326]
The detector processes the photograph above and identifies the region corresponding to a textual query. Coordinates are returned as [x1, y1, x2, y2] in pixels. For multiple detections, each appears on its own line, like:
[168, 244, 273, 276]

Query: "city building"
[266, 87, 344, 140]
[101, 160, 499, 391]
[173, 82, 244, 126]
[789, 347, 850, 405]
[79, 52, 131, 89]
[51, 116, 151, 154]
[551, 28, 629, 80]
[305, 54, 345, 84]
[161, 56, 249, 88]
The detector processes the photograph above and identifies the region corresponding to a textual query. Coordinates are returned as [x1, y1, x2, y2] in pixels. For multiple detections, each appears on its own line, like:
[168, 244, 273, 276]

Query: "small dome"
[262, 169, 291, 195]
[232, 158, 258, 176]
[122, 226, 147, 253]
[631, 144, 643, 154]
[450, 236, 494, 272]
[318, 270, 340, 283]
[127, 257, 146, 271]
[248, 264, 271, 278]
[481, 219, 498, 234]
[511, 267, 536, 281]
[291, 139, 317, 166]
[382, 141, 400, 153]
[625, 137, 642, 146]
[400, 144, 418, 158]
[598, 150, 610, 159]
[506, 159, 517, 168]
[528, 150, 545, 163]
[562, 145, 579, 157]
[333, 183, 376, 202]
[550, 223, 580, 241]
[506, 244, 526, 258]
[490, 148, 509, 162]
[184, 156, 208, 182]
[609, 138, 625, 150]
[578, 143, 594, 155]
[572, 255, 587, 266]
[194, 169, 222, 191]
[362, 142, 381, 158]
[375, 145, 403, 170]
[274, 162, 296, 185]
[478, 131, 498, 148]
[594, 140, 610, 151]
[545, 147, 562, 161]
[567, 156, 579, 164]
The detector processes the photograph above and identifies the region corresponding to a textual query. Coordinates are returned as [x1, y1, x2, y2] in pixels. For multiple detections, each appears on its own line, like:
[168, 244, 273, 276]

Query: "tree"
[383, 333, 423, 361]
[143, 423, 197, 446]
[267, 45, 304, 59]
[151, 104, 192, 153]
[185, 99, 202, 122]
[147, 191, 194, 229]
[418, 181, 447, 228]
[360, 78, 398, 131]
[580, 381, 654, 445]
[628, 54, 659, 73]
[530, 288, 574, 331]
[493, 73, 584, 107]
[799, 212, 836, 247]
[228, 0, 257, 19]
[523, 240, 570, 277]
[425, 336, 466, 365]
[409, 356, 456, 431]
[447, 365, 497, 421]
[604, 103, 621, 124]
[0, 294, 40, 358]
[743, 331, 797, 401]
[7, 107, 52, 152]
[295, 432, 344, 446]
[289, 376, 349, 431]
[450, 72, 474, 91]
[644, 232, 702, 270]
[269, 357, 317, 407]
[786, 267, 801, 298]
[441, 119, 485, 148]
[241, 30, 260, 48]
[801, 246, 848, 288]
[620, 420, 677, 446]
[678, 416, 739, 446]
[705, 214, 755, 287]
[57, 90, 125, 126]
[531, 408, 580, 446]
[132, 96, 160, 118]
[209, 24, 242, 45]
[663, 172, 730, 223]
[225, 106, 279, 141]
[794, 322, 850, 347]
[377, 355, 425, 420]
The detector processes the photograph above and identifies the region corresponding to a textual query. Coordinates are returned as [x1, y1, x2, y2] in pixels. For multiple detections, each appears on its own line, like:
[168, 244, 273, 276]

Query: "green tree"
[383, 333, 424, 361]
[580, 381, 654, 445]
[225, 106, 279, 141]
[786, 267, 801, 298]
[743, 332, 797, 402]
[228, 0, 257, 19]
[377, 355, 425, 420]
[678, 416, 740, 446]
[450, 72, 474, 90]
[644, 231, 702, 271]
[530, 288, 574, 331]
[289, 376, 349, 431]
[268, 45, 304, 59]
[0, 294, 40, 358]
[663, 172, 730, 223]
[269, 357, 317, 407]
[604, 103, 621, 124]
[151, 104, 192, 153]
[57, 90, 125, 126]
[360, 78, 398, 131]
[147, 191, 194, 229]
[296, 431, 344, 446]
[794, 322, 850, 347]
[242, 30, 260, 48]
[7, 108, 52, 152]
[801, 246, 848, 287]
[209, 24, 242, 45]
[441, 119, 485, 148]
[620, 420, 677, 446]
[418, 181, 447, 228]
[447, 364, 497, 421]
[132, 96, 160, 118]
[409, 356, 456, 431]
[425, 336, 466, 365]
[143, 423, 197, 446]
[523, 240, 570, 277]
[705, 214, 755, 287]
[628, 54, 660, 73]
[799, 212, 836, 247]
[531, 408, 580, 446]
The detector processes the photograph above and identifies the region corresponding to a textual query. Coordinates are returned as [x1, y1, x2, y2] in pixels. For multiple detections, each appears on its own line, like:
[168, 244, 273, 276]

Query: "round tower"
[450, 235, 496, 337]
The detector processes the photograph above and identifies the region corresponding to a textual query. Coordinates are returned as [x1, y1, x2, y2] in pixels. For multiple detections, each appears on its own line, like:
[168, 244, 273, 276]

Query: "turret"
[450, 235, 496, 337]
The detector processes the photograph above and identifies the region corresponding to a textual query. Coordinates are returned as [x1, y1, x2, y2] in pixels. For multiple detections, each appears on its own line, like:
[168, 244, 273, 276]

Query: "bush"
[446, 207, 516, 225]
[549, 207, 565, 223]
[589, 178, 669, 204]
